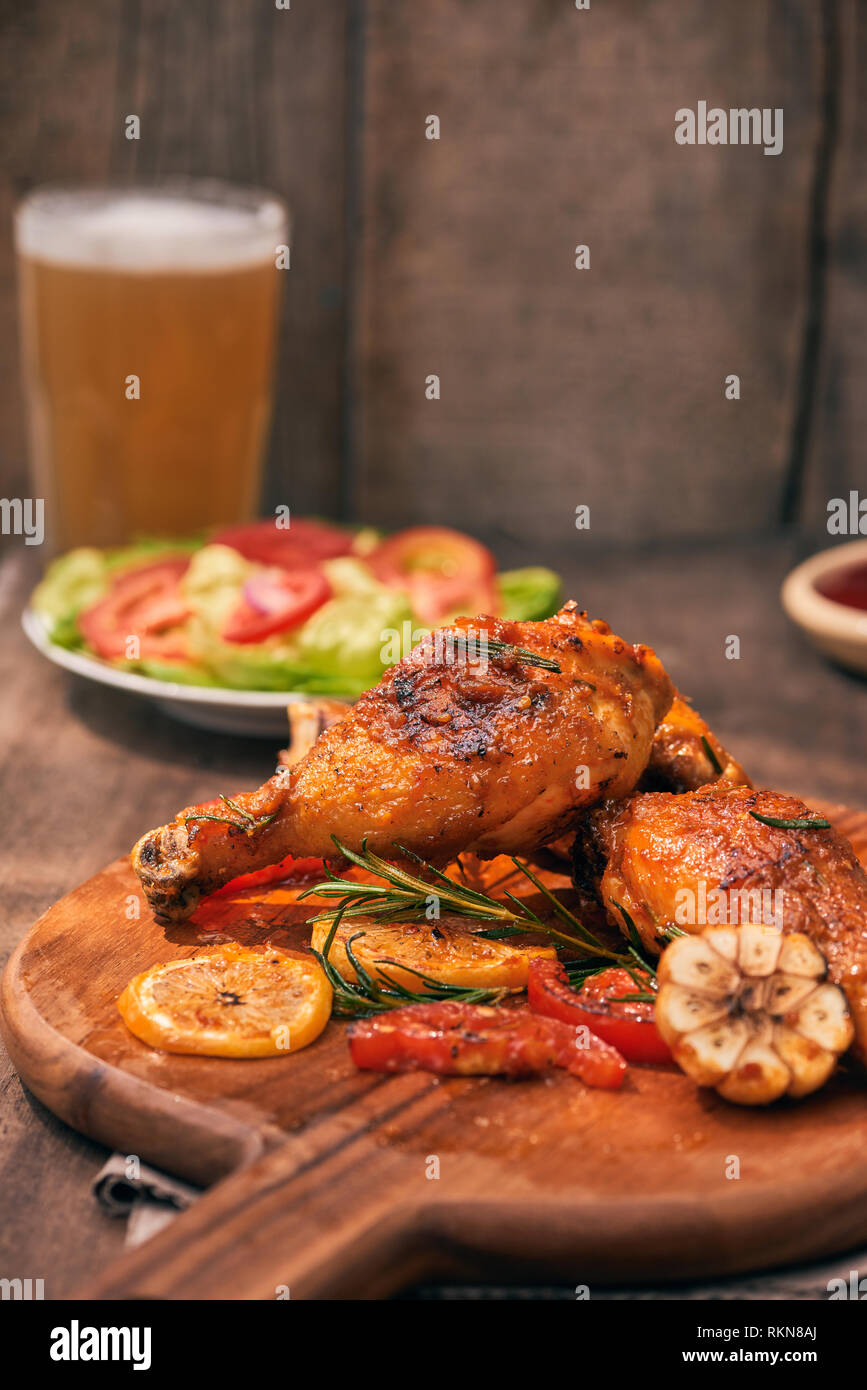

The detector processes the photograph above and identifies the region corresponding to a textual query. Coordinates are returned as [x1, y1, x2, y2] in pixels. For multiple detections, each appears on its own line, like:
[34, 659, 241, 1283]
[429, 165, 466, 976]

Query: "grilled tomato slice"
[366, 525, 497, 624]
[310, 915, 555, 993]
[117, 943, 332, 1057]
[348, 1000, 626, 1087]
[222, 567, 331, 643]
[78, 556, 191, 661]
[529, 960, 672, 1064]
[213, 518, 353, 569]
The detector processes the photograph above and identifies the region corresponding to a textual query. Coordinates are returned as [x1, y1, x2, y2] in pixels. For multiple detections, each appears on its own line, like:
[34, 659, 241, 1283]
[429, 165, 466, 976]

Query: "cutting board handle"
[81, 1078, 451, 1300]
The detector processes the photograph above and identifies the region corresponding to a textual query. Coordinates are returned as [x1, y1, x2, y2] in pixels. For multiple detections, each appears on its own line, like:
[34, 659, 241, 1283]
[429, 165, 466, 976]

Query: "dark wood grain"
[3, 800, 867, 1300]
[803, 0, 865, 527]
[355, 0, 820, 546]
[0, 0, 349, 516]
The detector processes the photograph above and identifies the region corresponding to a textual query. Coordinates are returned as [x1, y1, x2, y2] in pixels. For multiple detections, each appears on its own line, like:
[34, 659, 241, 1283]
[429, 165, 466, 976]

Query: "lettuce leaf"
[32, 535, 203, 649]
[32, 549, 109, 648]
[497, 567, 562, 622]
[188, 557, 415, 696]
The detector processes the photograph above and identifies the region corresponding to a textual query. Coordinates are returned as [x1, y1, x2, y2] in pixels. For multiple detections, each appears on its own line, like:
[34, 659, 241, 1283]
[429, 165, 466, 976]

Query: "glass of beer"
[15, 181, 288, 549]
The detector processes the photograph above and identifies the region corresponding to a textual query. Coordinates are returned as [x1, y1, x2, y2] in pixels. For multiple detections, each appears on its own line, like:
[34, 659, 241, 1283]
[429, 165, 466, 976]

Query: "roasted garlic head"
[655, 926, 854, 1105]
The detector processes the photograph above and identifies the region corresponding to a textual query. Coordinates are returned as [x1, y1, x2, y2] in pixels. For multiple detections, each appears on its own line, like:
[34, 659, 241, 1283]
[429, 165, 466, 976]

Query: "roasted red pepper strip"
[528, 960, 672, 1065]
[347, 1000, 626, 1088]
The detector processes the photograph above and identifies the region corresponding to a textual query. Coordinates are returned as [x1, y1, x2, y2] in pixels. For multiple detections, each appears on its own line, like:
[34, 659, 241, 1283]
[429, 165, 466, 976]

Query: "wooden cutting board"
[3, 801, 867, 1300]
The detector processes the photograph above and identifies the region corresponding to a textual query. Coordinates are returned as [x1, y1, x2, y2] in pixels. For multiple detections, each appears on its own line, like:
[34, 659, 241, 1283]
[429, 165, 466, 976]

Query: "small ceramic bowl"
[781, 538, 867, 675]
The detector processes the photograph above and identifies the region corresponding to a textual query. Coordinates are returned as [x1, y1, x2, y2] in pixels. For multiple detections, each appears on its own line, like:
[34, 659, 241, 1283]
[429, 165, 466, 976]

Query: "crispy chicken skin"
[641, 694, 750, 793]
[548, 694, 749, 860]
[586, 785, 867, 1063]
[133, 605, 673, 922]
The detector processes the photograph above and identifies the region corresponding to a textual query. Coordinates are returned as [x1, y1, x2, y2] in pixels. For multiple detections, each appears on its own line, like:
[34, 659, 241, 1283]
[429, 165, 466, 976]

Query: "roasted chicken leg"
[133, 605, 673, 921]
[579, 785, 867, 1063]
[641, 694, 750, 793]
[547, 693, 749, 862]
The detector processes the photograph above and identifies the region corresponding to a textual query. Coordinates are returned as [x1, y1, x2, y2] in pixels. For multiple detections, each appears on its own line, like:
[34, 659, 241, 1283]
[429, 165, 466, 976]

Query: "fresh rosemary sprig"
[183, 793, 276, 834]
[301, 835, 615, 954]
[749, 811, 830, 830]
[610, 899, 643, 955]
[701, 735, 723, 775]
[299, 835, 661, 1015]
[440, 633, 561, 674]
[309, 906, 507, 1016]
[482, 639, 561, 673]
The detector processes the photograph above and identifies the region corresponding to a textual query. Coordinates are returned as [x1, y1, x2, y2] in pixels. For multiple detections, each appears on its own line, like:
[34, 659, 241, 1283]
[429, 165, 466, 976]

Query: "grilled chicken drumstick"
[576, 785, 867, 1064]
[641, 694, 750, 793]
[546, 693, 750, 862]
[133, 604, 673, 922]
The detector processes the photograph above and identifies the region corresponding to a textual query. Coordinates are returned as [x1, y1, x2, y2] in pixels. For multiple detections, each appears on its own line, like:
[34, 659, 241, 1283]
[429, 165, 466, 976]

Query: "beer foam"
[16, 185, 288, 271]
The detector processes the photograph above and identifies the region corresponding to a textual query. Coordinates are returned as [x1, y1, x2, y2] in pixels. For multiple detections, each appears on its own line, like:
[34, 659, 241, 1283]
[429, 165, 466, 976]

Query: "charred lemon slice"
[117, 943, 332, 1057]
[310, 914, 555, 993]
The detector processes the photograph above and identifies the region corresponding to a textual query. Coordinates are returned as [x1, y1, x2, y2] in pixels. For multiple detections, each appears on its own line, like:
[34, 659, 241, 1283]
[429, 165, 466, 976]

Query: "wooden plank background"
[356, 0, 829, 550]
[804, 0, 864, 523]
[0, 0, 859, 548]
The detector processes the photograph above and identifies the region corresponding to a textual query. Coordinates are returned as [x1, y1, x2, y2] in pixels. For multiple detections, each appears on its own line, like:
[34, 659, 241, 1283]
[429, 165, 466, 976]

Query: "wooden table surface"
[1, 535, 865, 1300]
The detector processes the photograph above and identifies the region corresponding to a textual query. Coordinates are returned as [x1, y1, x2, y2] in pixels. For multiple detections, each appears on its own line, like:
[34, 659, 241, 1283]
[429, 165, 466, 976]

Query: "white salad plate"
[21, 607, 337, 738]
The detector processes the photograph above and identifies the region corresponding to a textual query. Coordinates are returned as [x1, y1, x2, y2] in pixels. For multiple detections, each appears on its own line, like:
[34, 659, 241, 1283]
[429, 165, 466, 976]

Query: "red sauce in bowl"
[815, 561, 867, 612]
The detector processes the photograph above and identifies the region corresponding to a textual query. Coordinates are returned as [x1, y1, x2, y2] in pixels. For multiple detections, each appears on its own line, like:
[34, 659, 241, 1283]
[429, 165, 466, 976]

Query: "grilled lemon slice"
[655, 926, 853, 1104]
[118, 943, 332, 1057]
[310, 915, 555, 993]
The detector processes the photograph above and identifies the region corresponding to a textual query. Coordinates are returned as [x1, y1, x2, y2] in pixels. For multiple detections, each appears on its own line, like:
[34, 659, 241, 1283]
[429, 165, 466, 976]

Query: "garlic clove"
[737, 923, 783, 977]
[789, 982, 854, 1055]
[773, 1024, 837, 1099]
[703, 927, 739, 961]
[777, 934, 827, 980]
[654, 983, 730, 1040]
[766, 972, 822, 1017]
[658, 934, 740, 996]
[717, 1034, 792, 1105]
[672, 1015, 751, 1087]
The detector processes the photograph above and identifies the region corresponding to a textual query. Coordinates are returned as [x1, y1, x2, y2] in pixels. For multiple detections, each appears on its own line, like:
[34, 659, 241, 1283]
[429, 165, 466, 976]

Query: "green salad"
[32, 519, 561, 699]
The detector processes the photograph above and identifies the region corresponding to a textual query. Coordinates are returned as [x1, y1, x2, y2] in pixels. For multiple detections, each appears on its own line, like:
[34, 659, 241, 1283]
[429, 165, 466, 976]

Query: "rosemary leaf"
[472, 925, 536, 939]
[447, 633, 561, 673]
[749, 811, 831, 830]
[184, 801, 276, 834]
[700, 736, 724, 776]
[219, 793, 255, 824]
[510, 858, 617, 956]
[182, 812, 246, 829]
[611, 899, 644, 954]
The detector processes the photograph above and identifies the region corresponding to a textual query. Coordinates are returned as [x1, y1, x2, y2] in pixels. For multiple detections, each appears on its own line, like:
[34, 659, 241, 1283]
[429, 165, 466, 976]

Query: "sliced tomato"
[529, 961, 672, 1065]
[222, 568, 331, 644]
[347, 1000, 626, 1088]
[213, 518, 353, 570]
[78, 557, 191, 662]
[367, 526, 498, 624]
